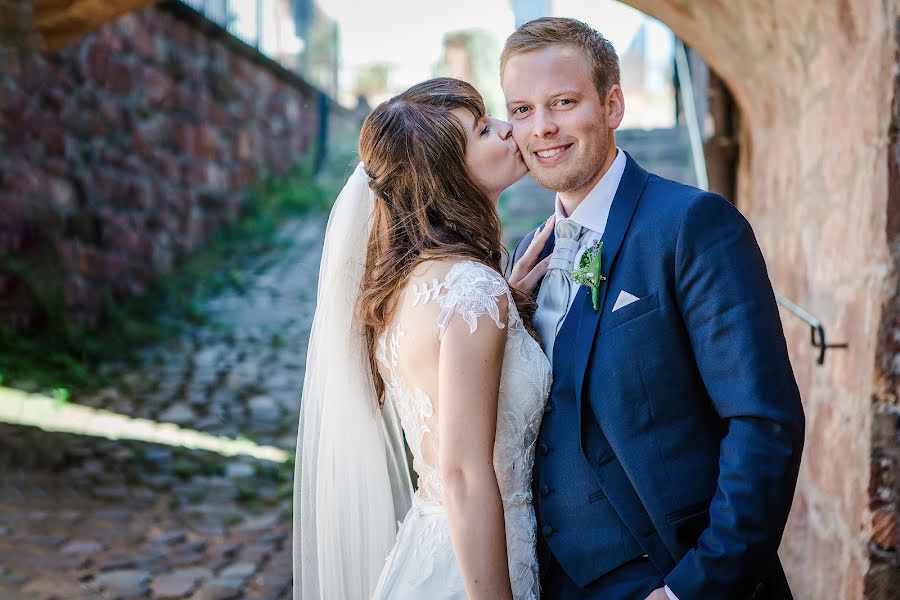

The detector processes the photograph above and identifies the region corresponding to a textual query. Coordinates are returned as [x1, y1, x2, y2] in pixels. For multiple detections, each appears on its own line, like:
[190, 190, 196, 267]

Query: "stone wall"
[626, 1, 899, 597]
[0, 2, 356, 329]
[870, 16, 900, 595]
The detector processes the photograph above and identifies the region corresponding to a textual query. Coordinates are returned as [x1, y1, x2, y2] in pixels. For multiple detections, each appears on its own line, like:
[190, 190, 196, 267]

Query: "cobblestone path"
[0, 216, 326, 600]
[0, 174, 554, 600]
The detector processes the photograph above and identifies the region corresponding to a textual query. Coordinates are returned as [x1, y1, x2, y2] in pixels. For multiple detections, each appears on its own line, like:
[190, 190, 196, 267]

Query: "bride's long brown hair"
[357, 78, 536, 405]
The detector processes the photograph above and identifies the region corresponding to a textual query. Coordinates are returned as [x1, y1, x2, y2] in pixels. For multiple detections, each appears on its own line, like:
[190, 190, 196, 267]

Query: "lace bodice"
[374, 260, 551, 599]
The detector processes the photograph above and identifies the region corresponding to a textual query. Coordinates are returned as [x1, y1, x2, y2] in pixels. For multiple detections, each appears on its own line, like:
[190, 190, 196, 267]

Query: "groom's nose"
[532, 107, 559, 138]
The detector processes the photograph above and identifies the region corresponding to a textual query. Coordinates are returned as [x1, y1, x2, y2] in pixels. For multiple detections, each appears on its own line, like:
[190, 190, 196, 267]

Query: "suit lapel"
[572, 152, 649, 409]
[563, 155, 674, 571]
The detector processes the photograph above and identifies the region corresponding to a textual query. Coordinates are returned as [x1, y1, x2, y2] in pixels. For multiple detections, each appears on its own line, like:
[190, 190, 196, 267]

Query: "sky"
[316, 0, 673, 107]
[317, 0, 516, 103]
[215, 0, 676, 125]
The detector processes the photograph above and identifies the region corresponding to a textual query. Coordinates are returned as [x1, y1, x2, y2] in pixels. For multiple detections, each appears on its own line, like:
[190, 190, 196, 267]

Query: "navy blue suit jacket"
[512, 153, 804, 599]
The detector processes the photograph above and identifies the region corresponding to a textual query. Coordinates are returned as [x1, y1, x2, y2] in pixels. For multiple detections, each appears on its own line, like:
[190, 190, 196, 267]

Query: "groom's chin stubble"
[529, 169, 575, 194]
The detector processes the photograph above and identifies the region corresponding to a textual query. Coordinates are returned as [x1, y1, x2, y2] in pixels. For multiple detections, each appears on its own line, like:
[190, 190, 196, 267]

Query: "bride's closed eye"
[480, 122, 492, 136]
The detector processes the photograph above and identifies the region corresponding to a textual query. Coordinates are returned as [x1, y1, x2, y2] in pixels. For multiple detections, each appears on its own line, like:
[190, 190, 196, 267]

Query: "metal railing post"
[674, 39, 709, 191]
[255, 0, 262, 49]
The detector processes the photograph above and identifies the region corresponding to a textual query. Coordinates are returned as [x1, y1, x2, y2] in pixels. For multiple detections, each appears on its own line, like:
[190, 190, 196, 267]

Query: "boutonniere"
[571, 241, 606, 310]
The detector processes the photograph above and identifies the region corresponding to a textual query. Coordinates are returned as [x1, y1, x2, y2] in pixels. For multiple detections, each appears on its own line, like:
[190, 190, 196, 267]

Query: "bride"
[293, 78, 554, 599]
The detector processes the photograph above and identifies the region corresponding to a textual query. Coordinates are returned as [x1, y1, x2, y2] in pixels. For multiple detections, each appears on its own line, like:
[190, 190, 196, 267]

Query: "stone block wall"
[0, 2, 356, 329]
[870, 19, 900, 594]
[626, 1, 899, 597]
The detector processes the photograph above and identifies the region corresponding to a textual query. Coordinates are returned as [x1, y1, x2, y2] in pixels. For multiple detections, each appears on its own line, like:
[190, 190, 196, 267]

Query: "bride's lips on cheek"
[532, 143, 573, 166]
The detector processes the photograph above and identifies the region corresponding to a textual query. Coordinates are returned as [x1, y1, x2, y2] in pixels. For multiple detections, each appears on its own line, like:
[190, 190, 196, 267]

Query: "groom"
[503, 18, 805, 600]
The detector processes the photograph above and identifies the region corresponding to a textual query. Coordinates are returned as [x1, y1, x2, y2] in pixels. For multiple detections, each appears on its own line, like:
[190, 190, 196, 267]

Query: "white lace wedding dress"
[370, 260, 552, 600]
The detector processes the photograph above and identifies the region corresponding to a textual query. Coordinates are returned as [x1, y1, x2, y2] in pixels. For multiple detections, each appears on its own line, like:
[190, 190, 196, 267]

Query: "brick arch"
[620, 2, 900, 598]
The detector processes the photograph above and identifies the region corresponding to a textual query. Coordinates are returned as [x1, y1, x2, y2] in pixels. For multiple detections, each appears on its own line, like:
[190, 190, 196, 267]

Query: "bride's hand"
[508, 215, 555, 295]
[643, 588, 670, 600]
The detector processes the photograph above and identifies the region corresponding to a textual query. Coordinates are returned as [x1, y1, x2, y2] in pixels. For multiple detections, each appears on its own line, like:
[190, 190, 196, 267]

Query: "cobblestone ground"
[0, 217, 326, 600]
[0, 177, 554, 600]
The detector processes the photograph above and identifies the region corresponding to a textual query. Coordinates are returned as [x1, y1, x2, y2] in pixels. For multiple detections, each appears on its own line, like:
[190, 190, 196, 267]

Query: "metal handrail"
[674, 40, 709, 190]
[180, 0, 268, 54]
[774, 293, 849, 365]
[674, 40, 847, 365]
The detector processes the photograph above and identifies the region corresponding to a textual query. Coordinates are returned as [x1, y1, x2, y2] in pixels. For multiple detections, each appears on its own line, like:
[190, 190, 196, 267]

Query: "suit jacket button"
[544, 402, 554, 414]
[540, 485, 550, 497]
[538, 443, 550, 456]
[542, 525, 554, 537]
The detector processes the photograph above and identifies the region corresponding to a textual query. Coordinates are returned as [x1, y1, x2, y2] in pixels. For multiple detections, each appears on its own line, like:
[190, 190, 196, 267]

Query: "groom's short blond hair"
[501, 17, 620, 98]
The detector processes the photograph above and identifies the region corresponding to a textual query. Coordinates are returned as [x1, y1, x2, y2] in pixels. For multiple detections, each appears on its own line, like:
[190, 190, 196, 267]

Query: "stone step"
[616, 126, 691, 143]
[617, 126, 697, 187]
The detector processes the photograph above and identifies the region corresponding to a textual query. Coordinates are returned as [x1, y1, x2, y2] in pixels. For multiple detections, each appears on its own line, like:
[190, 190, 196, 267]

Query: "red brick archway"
[624, 2, 900, 598]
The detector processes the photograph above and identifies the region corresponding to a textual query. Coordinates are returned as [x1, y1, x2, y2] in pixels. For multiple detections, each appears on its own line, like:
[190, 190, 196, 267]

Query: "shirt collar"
[553, 147, 626, 236]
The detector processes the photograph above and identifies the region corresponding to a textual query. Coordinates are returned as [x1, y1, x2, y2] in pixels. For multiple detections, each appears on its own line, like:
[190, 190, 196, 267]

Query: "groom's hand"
[643, 587, 670, 600]
[508, 214, 555, 295]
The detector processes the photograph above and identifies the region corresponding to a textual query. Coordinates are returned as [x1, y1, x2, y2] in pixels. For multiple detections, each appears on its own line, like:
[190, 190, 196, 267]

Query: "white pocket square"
[612, 290, 640, 312]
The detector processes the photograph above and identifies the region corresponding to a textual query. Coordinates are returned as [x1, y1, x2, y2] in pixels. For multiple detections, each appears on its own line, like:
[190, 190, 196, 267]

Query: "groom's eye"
[512, 106, 529, 115]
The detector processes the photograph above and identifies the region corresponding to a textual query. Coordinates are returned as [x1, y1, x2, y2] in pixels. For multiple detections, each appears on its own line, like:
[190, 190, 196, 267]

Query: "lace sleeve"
[422, 261, 511, 339]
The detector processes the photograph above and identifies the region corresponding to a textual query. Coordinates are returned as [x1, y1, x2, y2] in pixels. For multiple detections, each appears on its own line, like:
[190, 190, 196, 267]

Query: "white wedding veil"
[293, 162, 413, 599]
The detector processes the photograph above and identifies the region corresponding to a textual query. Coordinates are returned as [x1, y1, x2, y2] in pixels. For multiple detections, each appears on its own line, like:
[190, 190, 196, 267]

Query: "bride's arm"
[438, 293, 513, 600]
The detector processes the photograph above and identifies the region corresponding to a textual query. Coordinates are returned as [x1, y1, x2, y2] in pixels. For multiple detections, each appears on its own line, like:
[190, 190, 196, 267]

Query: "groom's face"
[502, 45, 616, 197]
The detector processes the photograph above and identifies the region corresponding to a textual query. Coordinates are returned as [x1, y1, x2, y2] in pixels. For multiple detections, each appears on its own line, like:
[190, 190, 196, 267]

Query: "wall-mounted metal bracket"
[774, 292, 849, 365]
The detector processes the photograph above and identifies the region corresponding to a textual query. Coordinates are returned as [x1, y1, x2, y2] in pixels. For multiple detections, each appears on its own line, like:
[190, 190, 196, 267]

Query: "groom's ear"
[606, 84, 625, 130]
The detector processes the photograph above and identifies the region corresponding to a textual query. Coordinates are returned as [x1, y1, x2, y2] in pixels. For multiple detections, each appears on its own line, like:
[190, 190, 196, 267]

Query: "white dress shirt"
[535, 148, 680, 600]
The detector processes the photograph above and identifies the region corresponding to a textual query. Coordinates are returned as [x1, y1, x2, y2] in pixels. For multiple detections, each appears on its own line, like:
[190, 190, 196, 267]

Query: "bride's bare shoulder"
[399, 259, 492, 310]
[399, 260, 465, 308]
[407, 258, 501, 283]
[395, 259, 510, 337]
[408, 258, 464, 281]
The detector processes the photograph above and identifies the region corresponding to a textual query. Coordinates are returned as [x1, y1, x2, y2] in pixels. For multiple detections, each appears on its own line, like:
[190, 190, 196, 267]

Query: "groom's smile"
[532, 142, 575, 165]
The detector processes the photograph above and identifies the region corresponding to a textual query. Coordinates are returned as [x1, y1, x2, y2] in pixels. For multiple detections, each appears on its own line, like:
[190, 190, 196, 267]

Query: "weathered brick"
[102, 221, 141, 255]
[235, 131, 252, 161]
[46, 175, 75, 214]
[195, 124, 220, 160]
[172, 123, 196, 155]
[62, 275, 100, 309]
[230, 164, 255, 189]
[142, 64, 173, 108]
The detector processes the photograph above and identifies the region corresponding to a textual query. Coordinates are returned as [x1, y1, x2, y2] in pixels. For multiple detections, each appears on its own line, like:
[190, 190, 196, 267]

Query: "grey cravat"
[534, 218, 584, 360]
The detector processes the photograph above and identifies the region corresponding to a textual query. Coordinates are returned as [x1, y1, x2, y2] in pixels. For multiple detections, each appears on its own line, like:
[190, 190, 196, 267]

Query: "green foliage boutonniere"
[571, 241, 606, 310]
